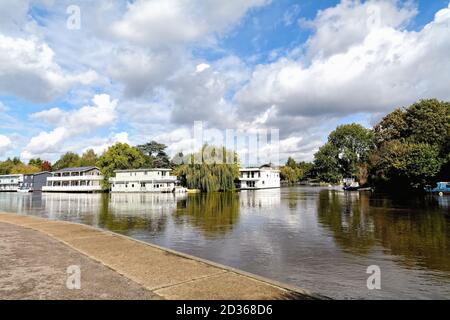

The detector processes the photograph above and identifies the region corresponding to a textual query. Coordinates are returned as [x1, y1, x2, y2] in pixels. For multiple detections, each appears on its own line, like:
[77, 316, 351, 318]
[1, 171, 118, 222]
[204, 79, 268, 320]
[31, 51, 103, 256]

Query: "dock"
[0, 212, 320, 300]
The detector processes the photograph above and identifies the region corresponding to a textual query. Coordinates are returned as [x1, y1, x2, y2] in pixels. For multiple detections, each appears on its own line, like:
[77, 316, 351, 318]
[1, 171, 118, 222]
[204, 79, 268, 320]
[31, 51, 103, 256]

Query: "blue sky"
[1, 0, 450, 164]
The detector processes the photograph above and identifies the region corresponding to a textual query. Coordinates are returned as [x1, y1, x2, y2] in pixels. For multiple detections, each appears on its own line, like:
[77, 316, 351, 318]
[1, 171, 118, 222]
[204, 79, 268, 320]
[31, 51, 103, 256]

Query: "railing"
[47, 176, 104, 182]
[109, 176, 177, 183]
[42, 185, 103, 192]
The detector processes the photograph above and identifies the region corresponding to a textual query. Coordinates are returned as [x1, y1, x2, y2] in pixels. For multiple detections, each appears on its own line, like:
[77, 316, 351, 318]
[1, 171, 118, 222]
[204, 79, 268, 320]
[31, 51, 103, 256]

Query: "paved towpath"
[0, 212, 320, 300]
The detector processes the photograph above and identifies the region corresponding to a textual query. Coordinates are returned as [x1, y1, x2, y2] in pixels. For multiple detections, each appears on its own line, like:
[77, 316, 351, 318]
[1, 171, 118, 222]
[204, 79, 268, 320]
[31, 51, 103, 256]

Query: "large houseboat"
[19, 171, 52, 192]
[238, 165, 280, 190]
[0, 174, 23, 192]
[109, 169, 181, 193]
[42, 166, 104, 193]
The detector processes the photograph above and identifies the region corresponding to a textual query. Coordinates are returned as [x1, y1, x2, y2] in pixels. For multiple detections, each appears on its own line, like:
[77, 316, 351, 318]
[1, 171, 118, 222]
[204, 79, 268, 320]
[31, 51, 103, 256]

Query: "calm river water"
[0, 187, 449, 299]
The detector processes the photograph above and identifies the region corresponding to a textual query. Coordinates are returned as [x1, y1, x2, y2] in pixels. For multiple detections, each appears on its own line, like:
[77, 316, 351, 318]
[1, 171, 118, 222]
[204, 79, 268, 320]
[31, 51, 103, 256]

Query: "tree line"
[0, 140, 239, 192]
[280, 99, 449, 191]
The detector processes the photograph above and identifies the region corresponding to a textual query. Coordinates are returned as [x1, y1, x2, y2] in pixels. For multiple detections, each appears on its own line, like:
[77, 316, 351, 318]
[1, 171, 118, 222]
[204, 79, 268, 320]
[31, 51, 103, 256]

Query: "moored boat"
[425, 182, 450, 196]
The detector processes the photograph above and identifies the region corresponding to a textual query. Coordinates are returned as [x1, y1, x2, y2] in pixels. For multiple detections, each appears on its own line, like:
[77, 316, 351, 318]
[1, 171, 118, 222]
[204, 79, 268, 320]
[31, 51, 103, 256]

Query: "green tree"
[280, 166, 299, 184]
[328, 124, 374, 178]
[374, 108, 408, 145]
[371, 99, 449, 190]
[175, 145, 239, 192]
[137, 141, 170, 168]
[371, 141, 441, 189]
[313, 143, 342, 183]
[80, 149, 98, 167]
[0, 157, 23, 174]
[97, 143, 147, 188]
[28, 158, 43, 168]
[10, 164, 40, 174]
[53, 152, 81, 170]
[404, 99, 450, 146]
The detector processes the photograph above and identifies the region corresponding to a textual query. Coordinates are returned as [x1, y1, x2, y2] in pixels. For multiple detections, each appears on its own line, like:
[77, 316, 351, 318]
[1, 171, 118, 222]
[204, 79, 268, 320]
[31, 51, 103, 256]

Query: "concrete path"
[0, 222, 160, 300]
[0, 212, 319, 300]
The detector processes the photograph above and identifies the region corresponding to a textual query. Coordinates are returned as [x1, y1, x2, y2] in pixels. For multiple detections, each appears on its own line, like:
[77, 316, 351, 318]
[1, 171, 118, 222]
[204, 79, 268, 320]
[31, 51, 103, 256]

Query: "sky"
[0, 0, 449, 165]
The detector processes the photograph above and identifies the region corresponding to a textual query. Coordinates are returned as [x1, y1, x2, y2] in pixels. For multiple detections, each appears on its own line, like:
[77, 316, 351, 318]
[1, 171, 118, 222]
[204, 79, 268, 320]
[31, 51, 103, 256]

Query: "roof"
[240, 164, 279, 172]
[23, 171, 51, 177]
[114, 168, 172, 173]
[53, 166, 99, 173]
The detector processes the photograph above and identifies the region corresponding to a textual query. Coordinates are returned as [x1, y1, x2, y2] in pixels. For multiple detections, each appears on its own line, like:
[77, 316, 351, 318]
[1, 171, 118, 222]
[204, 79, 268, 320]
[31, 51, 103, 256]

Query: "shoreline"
[0, 211, 324, 300]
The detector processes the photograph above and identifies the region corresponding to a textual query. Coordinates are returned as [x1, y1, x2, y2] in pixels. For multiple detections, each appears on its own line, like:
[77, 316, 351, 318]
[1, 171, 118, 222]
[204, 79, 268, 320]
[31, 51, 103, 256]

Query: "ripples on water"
[0, 187, 449, 299]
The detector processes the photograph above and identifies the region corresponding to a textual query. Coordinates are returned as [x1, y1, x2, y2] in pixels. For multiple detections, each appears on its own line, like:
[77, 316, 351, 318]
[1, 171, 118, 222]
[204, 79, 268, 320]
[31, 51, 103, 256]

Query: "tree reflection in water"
[317, 190, 450, 272]
[174, 192, 240, 238]
[98, 193, 180, 236]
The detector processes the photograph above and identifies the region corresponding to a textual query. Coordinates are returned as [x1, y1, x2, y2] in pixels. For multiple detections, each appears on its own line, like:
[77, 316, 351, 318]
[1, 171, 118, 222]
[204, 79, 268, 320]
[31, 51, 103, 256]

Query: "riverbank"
[0, 212, 320, 300]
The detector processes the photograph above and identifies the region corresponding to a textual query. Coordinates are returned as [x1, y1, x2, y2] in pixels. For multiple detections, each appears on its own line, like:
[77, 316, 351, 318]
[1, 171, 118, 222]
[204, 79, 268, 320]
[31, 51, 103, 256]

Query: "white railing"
[42, 185, 103, 192]
[109, 176, 177, 183]
[47, 176, 104, 182]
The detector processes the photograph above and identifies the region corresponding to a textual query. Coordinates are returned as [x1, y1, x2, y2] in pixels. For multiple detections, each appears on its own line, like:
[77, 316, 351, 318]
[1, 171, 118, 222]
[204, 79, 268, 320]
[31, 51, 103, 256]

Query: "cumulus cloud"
[0, 135, 12, 155]
[22, 94, 118, 159]
[111, 0, 269, 48]
[82, 132, 130, 155]
[0, 34, 98, 103]
[235, 1, 450, 125]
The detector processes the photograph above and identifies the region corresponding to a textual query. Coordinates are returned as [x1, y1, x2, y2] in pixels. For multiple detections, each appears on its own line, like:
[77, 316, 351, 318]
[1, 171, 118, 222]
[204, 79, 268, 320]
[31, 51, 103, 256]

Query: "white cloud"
[235, 1, 450, 123]
[22, 94, 118, 159]
[111, 0, 269, 48]
[0, 135, 12, 155]
[82, 132, 131, 155]
[0, 34, 98, 102]
[196, 63, 211, 73]
[301, 0, 417, 59]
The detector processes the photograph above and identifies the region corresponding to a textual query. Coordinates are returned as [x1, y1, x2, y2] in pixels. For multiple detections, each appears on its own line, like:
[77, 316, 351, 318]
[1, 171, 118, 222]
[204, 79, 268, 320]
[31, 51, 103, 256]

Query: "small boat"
[425, 182, 450, 196]
[17, 188, 31, 193]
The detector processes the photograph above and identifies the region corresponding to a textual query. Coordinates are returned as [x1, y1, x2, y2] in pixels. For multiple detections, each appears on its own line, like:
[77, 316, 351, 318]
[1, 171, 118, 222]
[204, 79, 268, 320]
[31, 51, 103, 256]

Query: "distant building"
[0, 174, 23, 192]
[238, 165, 280, 190]
[20, 172, 52, 192]
[42, 166, 103, 193]
[110, 169, 177, 193]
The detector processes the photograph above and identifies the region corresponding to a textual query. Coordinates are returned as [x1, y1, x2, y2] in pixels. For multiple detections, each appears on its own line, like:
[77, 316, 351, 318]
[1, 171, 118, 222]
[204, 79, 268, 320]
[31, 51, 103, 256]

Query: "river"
[0, 187, 449, 299]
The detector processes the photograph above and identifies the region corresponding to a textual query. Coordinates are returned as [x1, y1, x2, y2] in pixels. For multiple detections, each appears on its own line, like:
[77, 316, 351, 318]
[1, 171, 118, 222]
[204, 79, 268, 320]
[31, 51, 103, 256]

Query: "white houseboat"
[0, 174, 23, 192]
[42, 166, 104, 193]
[110, 169, 180, 193]
[239, 165, 280, 190]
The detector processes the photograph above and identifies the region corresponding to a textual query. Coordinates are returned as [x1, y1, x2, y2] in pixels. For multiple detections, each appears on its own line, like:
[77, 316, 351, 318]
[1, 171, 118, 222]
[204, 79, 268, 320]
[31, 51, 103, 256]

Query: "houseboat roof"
[53, 166, 99, 173]
[24, 171, 51, 177]
[114, 168, 172, 173]
[239, 164, 279, 172]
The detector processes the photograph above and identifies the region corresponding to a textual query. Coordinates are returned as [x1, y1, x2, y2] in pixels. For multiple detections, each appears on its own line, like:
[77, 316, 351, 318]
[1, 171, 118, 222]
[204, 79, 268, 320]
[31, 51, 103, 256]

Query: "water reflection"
[174, 192, 240, 238]
[0, 188, 449, 299]
[317, 190, 450, 272]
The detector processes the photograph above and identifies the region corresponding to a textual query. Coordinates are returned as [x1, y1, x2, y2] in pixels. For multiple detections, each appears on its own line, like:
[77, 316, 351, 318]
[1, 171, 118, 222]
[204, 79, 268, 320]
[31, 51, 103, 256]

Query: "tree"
[404, 99, 450, 146]
[313, 143, 342, 183]
[41, 160, 52, 172]
[137, 141, 170, 168]
[328, 124, 374, 178]
[10, 164, 40, 174]
[280, 158, 312, 184]
[371, 141, 441, 189]
[312, 124, 374, 183]
[53, 152, 81, 170]
[175, 145, 239, 192]
[28, 158, 43, 168]
[97, 143, 147, 188]
[374, 108, 408, 145]
[0, 157, 23, 174]
[280, 166, 298, 184]
[371, 99, 449, 189]
[80, 149, 98, 167]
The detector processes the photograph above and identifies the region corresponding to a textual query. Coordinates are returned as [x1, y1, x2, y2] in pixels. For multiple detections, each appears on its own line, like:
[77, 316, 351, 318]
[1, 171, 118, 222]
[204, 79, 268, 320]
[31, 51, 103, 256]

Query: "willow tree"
[175, 145, 239, 192]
